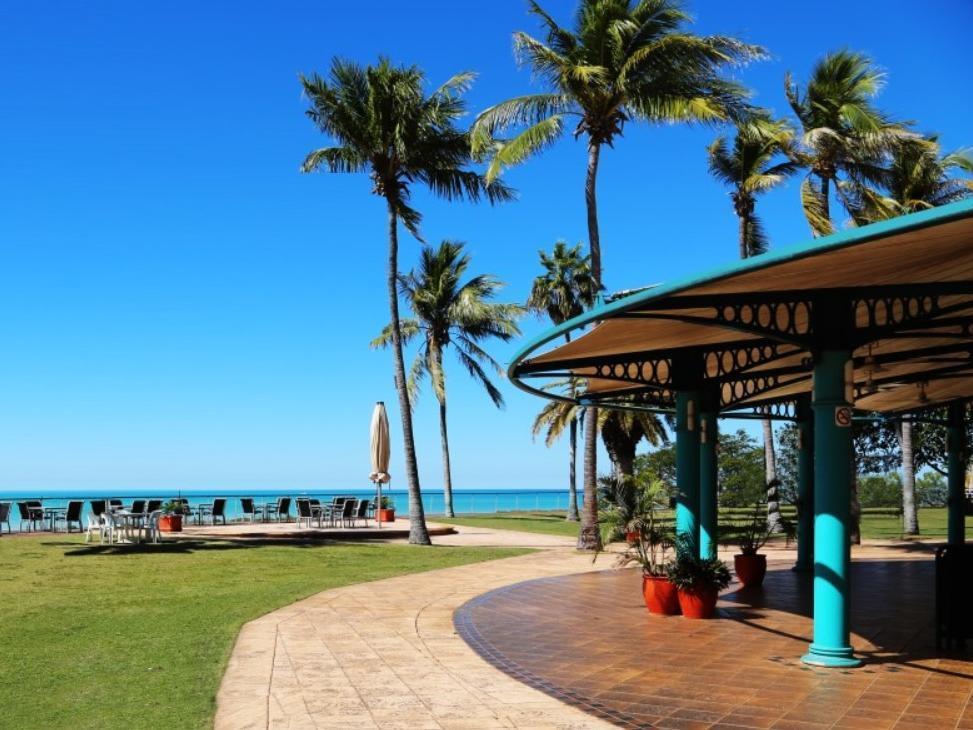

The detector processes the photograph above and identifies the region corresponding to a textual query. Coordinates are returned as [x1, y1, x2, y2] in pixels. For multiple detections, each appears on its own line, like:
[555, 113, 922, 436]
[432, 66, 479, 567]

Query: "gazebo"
[509, 198, 973, 667]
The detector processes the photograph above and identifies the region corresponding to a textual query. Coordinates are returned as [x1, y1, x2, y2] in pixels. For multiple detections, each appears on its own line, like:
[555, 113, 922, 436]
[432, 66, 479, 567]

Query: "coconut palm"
[853, 135, 973, 220]
[854, 136, 972, 536]
[300, 58, 512, 544]
[707, 115, 798, 257]
[707, 114, 798, 531]
[473, 0, 763, 550]
[600, 407, 668, 483]
[785, 50, 911, 236]
[527, 242, 596, 520]
[373, 241, 522, 519]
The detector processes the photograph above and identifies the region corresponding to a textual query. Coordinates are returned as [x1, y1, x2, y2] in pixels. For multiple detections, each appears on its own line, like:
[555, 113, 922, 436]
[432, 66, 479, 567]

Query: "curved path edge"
[215, 531, 615, 730]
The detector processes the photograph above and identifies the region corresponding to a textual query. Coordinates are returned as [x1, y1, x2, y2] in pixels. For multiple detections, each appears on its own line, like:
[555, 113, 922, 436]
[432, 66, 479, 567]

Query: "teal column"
[947, 401, 967, 545]
[699, 411, 719, 559]
[802, 349, 860, 668]
[794, 404, 814, 572]
[675, 390, 701, 557]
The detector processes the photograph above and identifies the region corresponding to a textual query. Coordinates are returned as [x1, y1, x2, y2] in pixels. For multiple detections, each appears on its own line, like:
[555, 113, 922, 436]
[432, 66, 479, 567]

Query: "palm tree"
[600, 407, 668, 482]
[373, 241, 522, 518]
[707, 115, 798, 257]
[527, 242, 596, 520]
[855, 135, 972, 536]
[473, 0, 763, 550]
[707, 114, 799, 531]
[785, 50, 911, 236]
[300, 58, 512, 544]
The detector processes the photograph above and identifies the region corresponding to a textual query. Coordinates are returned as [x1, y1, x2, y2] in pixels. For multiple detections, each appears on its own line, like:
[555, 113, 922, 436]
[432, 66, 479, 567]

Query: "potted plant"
[597, 475, 639, 544]
[159, 500, 190, 533]
[607, 479, 681, 615]
[377, 496, 395, 523]
[666, 536, 732, 619]
[731, 502, 774, 588]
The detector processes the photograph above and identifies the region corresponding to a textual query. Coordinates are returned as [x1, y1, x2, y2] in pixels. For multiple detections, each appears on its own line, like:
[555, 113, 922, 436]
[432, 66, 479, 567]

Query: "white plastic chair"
[141, 510, 163, 544]
[85, 513, 113, 544]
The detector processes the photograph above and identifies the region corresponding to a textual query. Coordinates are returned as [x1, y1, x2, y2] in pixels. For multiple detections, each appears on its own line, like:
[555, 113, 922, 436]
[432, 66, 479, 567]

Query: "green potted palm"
[377, 496, 395, 523]
[607, 479, 680, 615]
[666, 535, 732, 619]
[159, 500, 190, 533]
[731, 502, 775, 588]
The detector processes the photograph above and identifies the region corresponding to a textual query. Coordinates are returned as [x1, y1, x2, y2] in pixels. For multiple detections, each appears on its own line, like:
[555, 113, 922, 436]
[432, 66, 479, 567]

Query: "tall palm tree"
[473, 0, 763, 550]
[527, 242, 596, 520]
[707, 114, 799, 531]
[855, 135, 972, 536]
[600, 407, 668, 482]
[373, 241, 522, 518]
[785, 50, 911, 236]
[300, 58, 512, 544]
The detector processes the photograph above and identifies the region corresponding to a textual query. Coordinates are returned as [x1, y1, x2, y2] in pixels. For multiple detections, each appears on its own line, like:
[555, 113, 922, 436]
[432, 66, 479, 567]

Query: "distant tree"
[717, 429, 765, 507]
[775, 423, 800, 506]
[373, 241, 522, 518]
[526, 242, 596, 520]
[916, 471, 948, 508]
[858, 473, 902, 508]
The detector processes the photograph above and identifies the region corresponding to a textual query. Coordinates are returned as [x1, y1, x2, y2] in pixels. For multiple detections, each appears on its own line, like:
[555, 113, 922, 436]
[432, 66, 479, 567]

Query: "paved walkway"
[215, 523, 613, 730]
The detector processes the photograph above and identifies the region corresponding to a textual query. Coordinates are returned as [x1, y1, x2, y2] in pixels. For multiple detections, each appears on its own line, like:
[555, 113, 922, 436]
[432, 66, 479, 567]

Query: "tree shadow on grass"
[43, 536, 408, 556]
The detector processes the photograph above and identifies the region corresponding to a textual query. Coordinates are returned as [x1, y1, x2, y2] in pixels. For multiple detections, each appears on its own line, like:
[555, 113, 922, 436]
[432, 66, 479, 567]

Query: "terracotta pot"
[625, 530, 639, 545]
[677, 585, 718, 619]
[734, 553, 767, 588]
[377, 509, 395, 523]
[642, 574, 681, 615]
[159, 514, 183, 533]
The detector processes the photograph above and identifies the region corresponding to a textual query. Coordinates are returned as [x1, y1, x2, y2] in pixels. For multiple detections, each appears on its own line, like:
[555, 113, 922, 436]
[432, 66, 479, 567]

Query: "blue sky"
[1, 1, 971, 492]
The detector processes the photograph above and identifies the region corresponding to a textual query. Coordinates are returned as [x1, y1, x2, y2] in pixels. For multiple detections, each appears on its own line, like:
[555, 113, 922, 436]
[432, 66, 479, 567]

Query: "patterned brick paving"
[455, 559, 973, 730]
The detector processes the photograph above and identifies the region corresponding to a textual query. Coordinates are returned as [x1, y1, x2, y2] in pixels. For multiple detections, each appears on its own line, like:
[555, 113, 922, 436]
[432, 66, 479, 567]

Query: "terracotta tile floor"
[455, 559, 973, 730]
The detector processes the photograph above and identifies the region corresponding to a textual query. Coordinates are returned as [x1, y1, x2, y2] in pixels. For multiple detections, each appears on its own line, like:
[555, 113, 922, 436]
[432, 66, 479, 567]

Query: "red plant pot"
[625, 530, 639, 545]
[159, 515, 183, 533]
[677, 585, 718, 619]
[734, 553, 767, 588]
[377, 509, 395, 523]
[642, 574, 681, 615]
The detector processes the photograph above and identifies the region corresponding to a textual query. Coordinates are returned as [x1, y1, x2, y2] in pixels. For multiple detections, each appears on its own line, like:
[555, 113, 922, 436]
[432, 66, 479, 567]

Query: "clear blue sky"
[2, 1, 971, 492]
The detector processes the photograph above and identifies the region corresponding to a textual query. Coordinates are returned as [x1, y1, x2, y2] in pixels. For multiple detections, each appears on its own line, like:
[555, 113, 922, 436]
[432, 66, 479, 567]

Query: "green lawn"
[0, 535, 529, 729]
[437, 506, 973, 542]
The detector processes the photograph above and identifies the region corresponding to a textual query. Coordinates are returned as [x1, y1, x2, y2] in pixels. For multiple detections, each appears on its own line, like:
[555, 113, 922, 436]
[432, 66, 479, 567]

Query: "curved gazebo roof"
[509, 199, 973, 420]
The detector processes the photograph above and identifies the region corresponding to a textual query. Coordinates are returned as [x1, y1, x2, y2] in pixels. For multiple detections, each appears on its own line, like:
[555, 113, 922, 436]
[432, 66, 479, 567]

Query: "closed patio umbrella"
[369, 401, 391, 528]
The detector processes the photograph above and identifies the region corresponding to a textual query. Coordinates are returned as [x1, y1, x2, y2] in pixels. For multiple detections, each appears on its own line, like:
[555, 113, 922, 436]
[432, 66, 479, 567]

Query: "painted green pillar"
[802, 349, 861, 668]
[675, 390, 701, 557]
[794, 403, 814, 572]
[699, 411, 719, 559]
[947, 401, 967, 545]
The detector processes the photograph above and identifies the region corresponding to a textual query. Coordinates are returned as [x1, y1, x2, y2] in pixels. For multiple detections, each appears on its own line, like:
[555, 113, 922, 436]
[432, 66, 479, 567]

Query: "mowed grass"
[437, 507, 973, 542]
[0, 535, 529, 729]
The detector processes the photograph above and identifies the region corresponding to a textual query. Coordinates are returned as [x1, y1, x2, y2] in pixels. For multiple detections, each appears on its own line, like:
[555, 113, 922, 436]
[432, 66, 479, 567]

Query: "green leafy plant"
[379, 496, 395, 510]
[604, 478, 674, 577]
[666, 535, 732, 591]
[161, 500, 190, 516]
[731, 501, 775, 556]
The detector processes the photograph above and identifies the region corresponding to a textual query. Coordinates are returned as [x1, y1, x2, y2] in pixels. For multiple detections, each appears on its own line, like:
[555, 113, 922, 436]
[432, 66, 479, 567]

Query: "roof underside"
[512, 201, 973, 419]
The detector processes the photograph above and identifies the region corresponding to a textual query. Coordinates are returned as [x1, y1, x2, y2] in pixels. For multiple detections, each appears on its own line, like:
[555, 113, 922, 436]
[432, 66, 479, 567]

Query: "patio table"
[254, 503, 274, 522]
[111, 510, 146, 543]
[43, 506, 66, 532]
[196, 503, 213, 525]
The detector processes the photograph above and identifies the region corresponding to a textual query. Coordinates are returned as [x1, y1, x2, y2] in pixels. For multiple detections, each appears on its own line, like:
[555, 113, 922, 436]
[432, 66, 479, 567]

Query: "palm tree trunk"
[899, 420, 919, 535]
[435, 350, 455, 519]
[763, 418, 782, 533]
[577, 139, 603, 551]
[739, 213, 749, 259]
[565, 332, 579, 521]
[567, 416, 579, 521]
[386, 200, 430, 545]
[820, 174, 831, 232]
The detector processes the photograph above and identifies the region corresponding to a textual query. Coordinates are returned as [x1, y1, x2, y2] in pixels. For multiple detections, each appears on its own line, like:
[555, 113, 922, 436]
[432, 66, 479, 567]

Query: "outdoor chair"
[240, 498, 257, 523]
[86, 513, 118, 544]
[130, 499, 146, 515]
[90, 500, 107, 518]
[296, 499, 322, 529]
[327, 497, 348, 527]
[141, 510, 163, 544]
[146, 499, 163, 513]
[55, 501, 84, 533]
[109, 499, 123, 510]
[339, 499, 357, 528]
[265, 497, 291, 522]
[0, 502, 11, 533]
[17, 502, 43, 532]
[353, 498, 370, 528]
[198, 498, 226, 526]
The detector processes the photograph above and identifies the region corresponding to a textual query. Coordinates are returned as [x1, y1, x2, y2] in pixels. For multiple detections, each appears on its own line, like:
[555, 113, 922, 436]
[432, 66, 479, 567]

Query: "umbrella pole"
[376, 480, 382, 529]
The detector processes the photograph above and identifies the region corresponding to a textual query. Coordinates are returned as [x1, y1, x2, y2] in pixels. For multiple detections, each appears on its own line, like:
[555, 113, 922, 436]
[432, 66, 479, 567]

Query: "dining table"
[43, 506, 66, 532]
